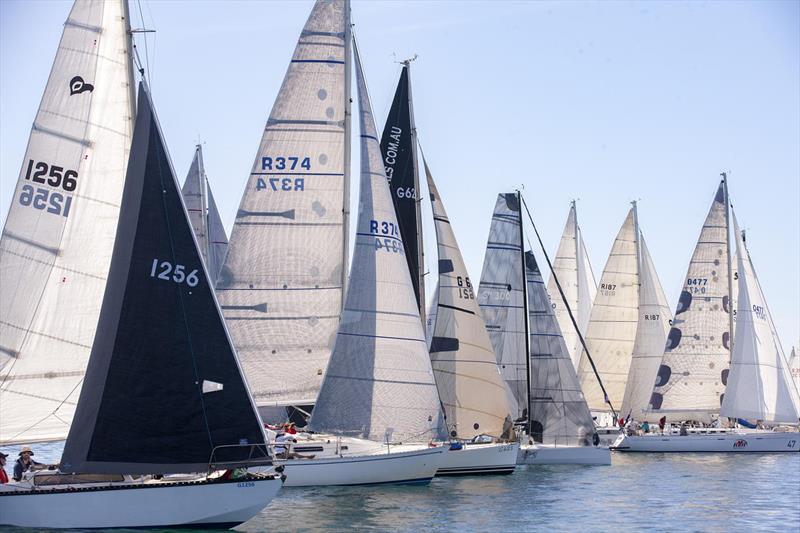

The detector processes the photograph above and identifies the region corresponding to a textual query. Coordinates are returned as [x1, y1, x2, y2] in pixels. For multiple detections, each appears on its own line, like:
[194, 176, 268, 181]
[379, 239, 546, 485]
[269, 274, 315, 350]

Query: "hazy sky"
[1, 0, 798, 348]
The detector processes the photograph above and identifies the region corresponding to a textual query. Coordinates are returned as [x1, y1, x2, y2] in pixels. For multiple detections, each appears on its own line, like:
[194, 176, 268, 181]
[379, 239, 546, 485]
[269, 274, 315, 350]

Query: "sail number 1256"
[150, 259, 200, 287]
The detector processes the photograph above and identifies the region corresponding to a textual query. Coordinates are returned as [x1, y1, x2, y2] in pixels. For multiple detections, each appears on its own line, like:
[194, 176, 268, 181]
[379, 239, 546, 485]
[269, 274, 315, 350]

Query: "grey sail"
[216, 0, 350, 408]
[61, 83, 266, 475]
[308, 39, 442, 443]
[526, 251, 596, 446]
[477, 193, 528, 419]
[206, 184, 229, 284]
[181, 145, 209, 268]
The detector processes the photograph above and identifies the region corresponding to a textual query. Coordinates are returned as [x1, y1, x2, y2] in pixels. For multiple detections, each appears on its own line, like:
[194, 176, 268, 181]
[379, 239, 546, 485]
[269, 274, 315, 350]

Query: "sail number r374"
[150, 259, 200, 287]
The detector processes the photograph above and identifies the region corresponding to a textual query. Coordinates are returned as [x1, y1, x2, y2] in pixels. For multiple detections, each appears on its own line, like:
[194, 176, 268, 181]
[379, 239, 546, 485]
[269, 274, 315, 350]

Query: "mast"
[341, 0, 352, 308]
[404, 58, 425, 325]
[632, 200, 642, 307]
[518, 190, 532, 434]
[122, 0, 138, 117]
[722, 172, 735, 363]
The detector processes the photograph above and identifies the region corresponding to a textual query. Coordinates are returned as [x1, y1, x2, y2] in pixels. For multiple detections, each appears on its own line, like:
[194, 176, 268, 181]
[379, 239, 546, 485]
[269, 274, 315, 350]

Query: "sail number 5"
[150, 259, 200, 287]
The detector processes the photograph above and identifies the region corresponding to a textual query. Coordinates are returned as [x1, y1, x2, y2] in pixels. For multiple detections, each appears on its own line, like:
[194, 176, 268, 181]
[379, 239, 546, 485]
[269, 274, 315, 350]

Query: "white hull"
[517, 444, 612, 465]
[0, 476, 282, 529]
[612, 430, 800, 453]
[279, 446, 444, 487]
[436, 442, 519, 476]
[595, 426, 623, 447]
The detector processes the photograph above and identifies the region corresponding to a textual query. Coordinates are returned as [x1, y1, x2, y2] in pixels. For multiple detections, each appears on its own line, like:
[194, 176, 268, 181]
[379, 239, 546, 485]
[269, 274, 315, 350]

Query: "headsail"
[477, 193, 528, 419]
[206, 184, 229, 284]
[547, 203, 597, 368]
[577, 209, 639, 412]
[526, 251, 596, 446]
[426, 161, 513, 439]
[0, 0, 135, 444]
[649, 181, 732, 422]
[380, 64, 424, 317]
[61, 84, 265, 475]
[216, 0, 350, 408]
[719, 215, 800, 423]
[308, 40, 442, 443]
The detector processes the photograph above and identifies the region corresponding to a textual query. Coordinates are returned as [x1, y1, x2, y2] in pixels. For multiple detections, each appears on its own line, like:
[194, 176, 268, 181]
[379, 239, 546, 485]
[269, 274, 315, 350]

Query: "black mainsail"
[380, 64, 424, 317]
[61, 83, 265, 475]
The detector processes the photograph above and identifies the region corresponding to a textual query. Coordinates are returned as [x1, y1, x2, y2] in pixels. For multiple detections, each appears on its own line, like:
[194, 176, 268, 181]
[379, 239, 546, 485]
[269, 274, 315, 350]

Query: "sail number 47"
[150, 259, 200, 287]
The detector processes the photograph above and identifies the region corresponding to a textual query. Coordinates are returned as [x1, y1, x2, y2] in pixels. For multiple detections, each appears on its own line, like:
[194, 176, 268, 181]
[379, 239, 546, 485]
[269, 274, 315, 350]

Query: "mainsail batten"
[0, 0, 135, 444]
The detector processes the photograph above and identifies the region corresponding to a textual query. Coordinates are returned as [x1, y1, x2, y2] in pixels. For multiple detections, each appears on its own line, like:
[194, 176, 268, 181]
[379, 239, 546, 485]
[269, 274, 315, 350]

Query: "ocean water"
[6, 443, 799, 532]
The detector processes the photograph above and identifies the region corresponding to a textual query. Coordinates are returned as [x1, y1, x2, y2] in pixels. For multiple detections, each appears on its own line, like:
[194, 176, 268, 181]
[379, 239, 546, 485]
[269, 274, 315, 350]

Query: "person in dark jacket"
[12, 446, 42, 482]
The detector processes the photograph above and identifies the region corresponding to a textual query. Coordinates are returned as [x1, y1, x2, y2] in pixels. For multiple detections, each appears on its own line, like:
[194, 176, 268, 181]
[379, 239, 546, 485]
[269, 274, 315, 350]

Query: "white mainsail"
[308, 39, 442, 443]
[0, 0, 135, 444]
[216, 0, 350, 407]
[526, 250, 597, 446]
[649, 182, 733, 423]
[477, 193, 528, 419]
[547, 202, 597, 368]
[577, 209, 639, 412]
[620, 235, 673, 420]
[720, 215, 800, 423]
[426, 165, 513, 440]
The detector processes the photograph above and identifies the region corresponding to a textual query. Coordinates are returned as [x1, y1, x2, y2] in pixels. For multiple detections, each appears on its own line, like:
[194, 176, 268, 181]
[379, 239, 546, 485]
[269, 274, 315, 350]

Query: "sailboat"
[0, 77, 283, 528]
[575, 203, 672, 431]
[0, 0, 136, 446]
[181, 144, 229, 286]
[548, 202, 597, 369]
[614, 177, 800, 452]
[477, 193, 610, 465]
[423, 160, 519, 475]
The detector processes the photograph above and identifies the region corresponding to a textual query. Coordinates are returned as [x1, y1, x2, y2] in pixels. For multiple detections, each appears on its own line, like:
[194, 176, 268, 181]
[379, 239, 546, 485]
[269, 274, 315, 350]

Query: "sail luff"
[342, 0, 352, 306]
[518, 192, 532, 433]
[406, 63, 425, 324]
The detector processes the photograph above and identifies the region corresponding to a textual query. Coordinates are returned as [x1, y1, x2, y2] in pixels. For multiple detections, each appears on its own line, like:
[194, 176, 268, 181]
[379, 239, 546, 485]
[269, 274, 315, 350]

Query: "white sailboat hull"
[0, 476, 282, 529]
[278, 446, 444, 487]
[517, 444, 612, 465]
[612, 430, 800, 453]
[436, 442, 519, 476]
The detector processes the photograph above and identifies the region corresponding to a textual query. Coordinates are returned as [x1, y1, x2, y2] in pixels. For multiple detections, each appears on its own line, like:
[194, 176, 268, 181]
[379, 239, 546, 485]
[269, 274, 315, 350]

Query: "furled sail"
[477, 193, 528, 419]
[426, 161, 513, 439]
[216, 0, 350, 407]
[380, 65, 424, 316]
[526, 251, 596, 446]
[719, 215, 800, 423]
[308, 40, 442, 443]
[547, 203, 597, 368]
[61, 84, 265, 475]
[620, 235, 672, 420]
[649, 182, 732, 422]
[0, 0, 135, 444]
[577, 209, 639, 412]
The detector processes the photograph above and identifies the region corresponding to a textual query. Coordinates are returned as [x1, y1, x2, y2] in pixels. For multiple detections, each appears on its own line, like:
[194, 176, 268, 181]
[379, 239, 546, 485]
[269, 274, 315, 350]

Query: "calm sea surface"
[6, 442, 799, 532]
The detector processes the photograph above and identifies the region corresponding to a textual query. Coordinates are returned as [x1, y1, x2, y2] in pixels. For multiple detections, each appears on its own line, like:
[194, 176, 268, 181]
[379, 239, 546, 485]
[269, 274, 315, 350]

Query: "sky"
[1, 0, 798, 349]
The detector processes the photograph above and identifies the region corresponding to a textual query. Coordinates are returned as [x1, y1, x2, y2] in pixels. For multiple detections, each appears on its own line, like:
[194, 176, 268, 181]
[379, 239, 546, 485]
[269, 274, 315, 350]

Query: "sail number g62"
[456, 276, 474, 300]
[150, 259, 200, 287]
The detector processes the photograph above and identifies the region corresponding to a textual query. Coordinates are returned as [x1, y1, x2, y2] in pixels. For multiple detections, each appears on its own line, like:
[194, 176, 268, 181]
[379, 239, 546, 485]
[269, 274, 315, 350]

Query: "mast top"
[396, 54, 419, 66]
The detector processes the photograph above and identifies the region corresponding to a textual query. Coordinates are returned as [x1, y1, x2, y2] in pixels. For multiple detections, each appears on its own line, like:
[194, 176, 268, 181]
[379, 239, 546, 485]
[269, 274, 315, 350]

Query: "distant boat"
[614, 176, 800, 453]
[181, 144, 229, 286]
[0, 79, 283, 528]
[547, 202, 597, 368]
[575, 202, 672, 424]
[477, 193, 610, 465]
[789, 346, 800, 393]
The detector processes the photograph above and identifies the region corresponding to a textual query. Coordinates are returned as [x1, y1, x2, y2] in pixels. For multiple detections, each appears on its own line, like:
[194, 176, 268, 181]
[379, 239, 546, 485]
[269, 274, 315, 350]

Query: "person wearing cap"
[0, 451, 9, 484]
[13, 446, 42, 482]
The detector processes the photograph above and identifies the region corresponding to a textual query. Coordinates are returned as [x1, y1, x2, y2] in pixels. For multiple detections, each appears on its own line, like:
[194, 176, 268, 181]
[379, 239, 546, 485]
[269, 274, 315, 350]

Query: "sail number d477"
[150, 259, 200, 287]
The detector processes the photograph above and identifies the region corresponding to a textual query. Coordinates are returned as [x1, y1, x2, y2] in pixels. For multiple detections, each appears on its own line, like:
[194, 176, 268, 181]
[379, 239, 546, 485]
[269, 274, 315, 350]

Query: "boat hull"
[279, 446, 444, 487]
[517, 444, 612, 465]
[0, 476, 282, 529]
[612, 430, 800, 453]
[436, 442, 519, 476]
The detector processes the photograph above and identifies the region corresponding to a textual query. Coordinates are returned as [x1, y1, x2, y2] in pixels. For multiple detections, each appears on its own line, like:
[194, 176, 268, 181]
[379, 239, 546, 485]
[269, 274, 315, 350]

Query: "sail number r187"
[150, 259, 200, 287]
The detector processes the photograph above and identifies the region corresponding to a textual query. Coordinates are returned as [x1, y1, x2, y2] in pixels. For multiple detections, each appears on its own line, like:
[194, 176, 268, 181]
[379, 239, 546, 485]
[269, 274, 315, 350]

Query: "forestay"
[426, 163, 513, 440]
[649, 182, 732, 423]
[526, 251, 596, 446]
[477, 193, 528, 419]
[620, 236, 672, 420]
[0, 0, 135, 444]
[216, 0, 350, 407]
[61, 84, 265, 475]
[547, 203, 597, 368]
[720, 214, 800, 424]
[577, 209, 639, 412]
[309, 41, 442, 443]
